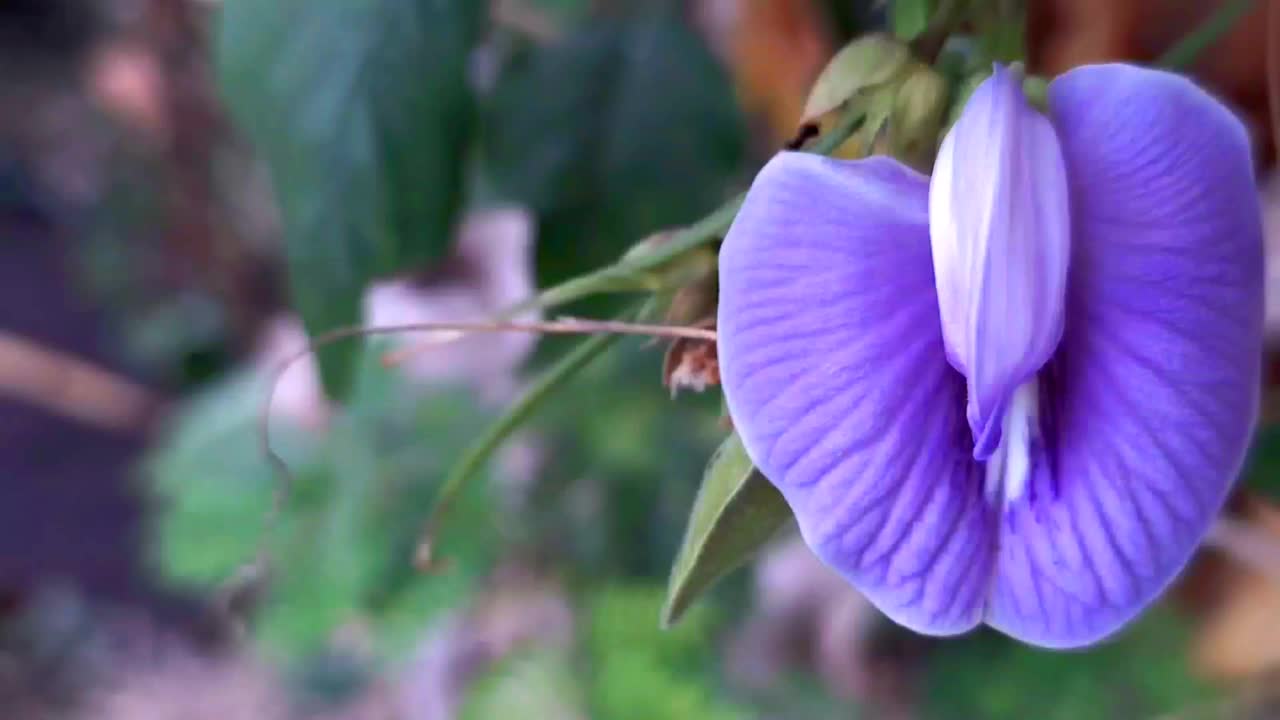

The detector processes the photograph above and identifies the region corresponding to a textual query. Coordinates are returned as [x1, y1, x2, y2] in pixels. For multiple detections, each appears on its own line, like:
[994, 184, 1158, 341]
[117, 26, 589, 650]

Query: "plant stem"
[1158, 0, 1256, 70]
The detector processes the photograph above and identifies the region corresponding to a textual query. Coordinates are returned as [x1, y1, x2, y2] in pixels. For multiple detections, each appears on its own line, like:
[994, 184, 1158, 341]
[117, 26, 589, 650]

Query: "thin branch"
[1158, 0, 1257, 71]
[0, 332, 157, 433]
[380, 317, 714, 368]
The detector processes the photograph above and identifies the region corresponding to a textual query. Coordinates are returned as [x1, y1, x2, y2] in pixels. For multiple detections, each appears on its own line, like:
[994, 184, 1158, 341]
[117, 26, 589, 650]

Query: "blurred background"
[0, 0, 1277, 718]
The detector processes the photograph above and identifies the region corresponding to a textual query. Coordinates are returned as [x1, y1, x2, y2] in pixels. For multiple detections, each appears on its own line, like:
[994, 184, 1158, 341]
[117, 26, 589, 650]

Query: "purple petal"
[987, 64, 1264, 647]
[718, 152, 994, 635]
[929, 65, 1072, 460]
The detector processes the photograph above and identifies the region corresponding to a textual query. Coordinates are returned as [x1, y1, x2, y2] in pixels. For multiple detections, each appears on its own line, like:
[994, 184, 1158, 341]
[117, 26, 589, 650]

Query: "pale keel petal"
[929, 66, 1072, 460]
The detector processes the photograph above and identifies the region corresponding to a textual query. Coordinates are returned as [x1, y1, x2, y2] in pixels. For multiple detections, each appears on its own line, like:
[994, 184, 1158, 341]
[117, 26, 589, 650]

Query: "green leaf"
[482, 15, 745, 306]
[662, 433, 793, 627]
[890, 0, 933, 41]
[216, 0, 482, 397]
[588, 586, 746, 720]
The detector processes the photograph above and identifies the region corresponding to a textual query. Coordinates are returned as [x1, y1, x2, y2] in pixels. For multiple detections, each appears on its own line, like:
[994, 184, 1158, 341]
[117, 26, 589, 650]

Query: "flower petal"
[929, 66, 1072, 460]
[718, 152, 994, 635]
[987, 64, 1264, 647]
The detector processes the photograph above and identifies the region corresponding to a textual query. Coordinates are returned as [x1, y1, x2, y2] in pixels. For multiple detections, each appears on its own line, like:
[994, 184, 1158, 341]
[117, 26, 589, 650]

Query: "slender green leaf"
[1158, 0, 1256, 70]
[662, 433, 793, 626]
[423, 317, 627, 546]
[217, 0, 482, 397]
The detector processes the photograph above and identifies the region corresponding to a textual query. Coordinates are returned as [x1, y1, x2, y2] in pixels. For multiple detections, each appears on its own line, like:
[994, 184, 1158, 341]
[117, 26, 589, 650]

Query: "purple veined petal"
[717, 152, 994, 636]
[986, 64, 1264, 648]
[929, 65, 1072, 461]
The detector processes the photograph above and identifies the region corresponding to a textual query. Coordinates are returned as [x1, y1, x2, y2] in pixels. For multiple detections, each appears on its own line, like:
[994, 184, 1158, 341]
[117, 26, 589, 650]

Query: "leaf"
[799, 34, 912, 126]
[890, 0, 933, 41]
[216, 0, 482, 397]
[482, 15, 745, 309]
[662, 433, 793, 627]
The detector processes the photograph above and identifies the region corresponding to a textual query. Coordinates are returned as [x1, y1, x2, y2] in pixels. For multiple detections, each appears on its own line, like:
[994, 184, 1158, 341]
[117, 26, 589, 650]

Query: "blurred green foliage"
[216, 0, 482, 397]
[148, 342, 500, 660]
[1242, 426, 1280, 499]
[890, 0, 933, 40]
[528, 338, 725, 578]
[482, 14, 746, 317]
[924, 610, 1218, 719]
[593, 587, 741, 719]
[461, 649, 589, 720]
[462, 585, 746, 720]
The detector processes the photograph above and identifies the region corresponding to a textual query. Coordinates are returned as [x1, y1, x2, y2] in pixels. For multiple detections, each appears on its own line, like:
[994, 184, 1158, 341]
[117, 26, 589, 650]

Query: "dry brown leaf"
[664, 320, 720, 396]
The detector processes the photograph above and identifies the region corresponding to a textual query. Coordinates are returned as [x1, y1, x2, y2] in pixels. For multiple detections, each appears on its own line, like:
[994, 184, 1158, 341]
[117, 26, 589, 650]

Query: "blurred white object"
[256, 315, 329, 430]
[364, 206, 540, 399]
[257, 206, 540, 429]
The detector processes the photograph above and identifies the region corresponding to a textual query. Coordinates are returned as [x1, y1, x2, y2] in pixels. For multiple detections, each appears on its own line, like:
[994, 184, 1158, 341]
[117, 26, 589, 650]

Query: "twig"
[0, 332, 156, 433]
[380, 317, 714, 368]
[1158, 0, 1257, 71]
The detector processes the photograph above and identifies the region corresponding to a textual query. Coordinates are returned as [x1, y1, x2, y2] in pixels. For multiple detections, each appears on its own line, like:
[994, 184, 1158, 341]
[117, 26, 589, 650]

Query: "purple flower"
[717, 63, 1264, 648]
